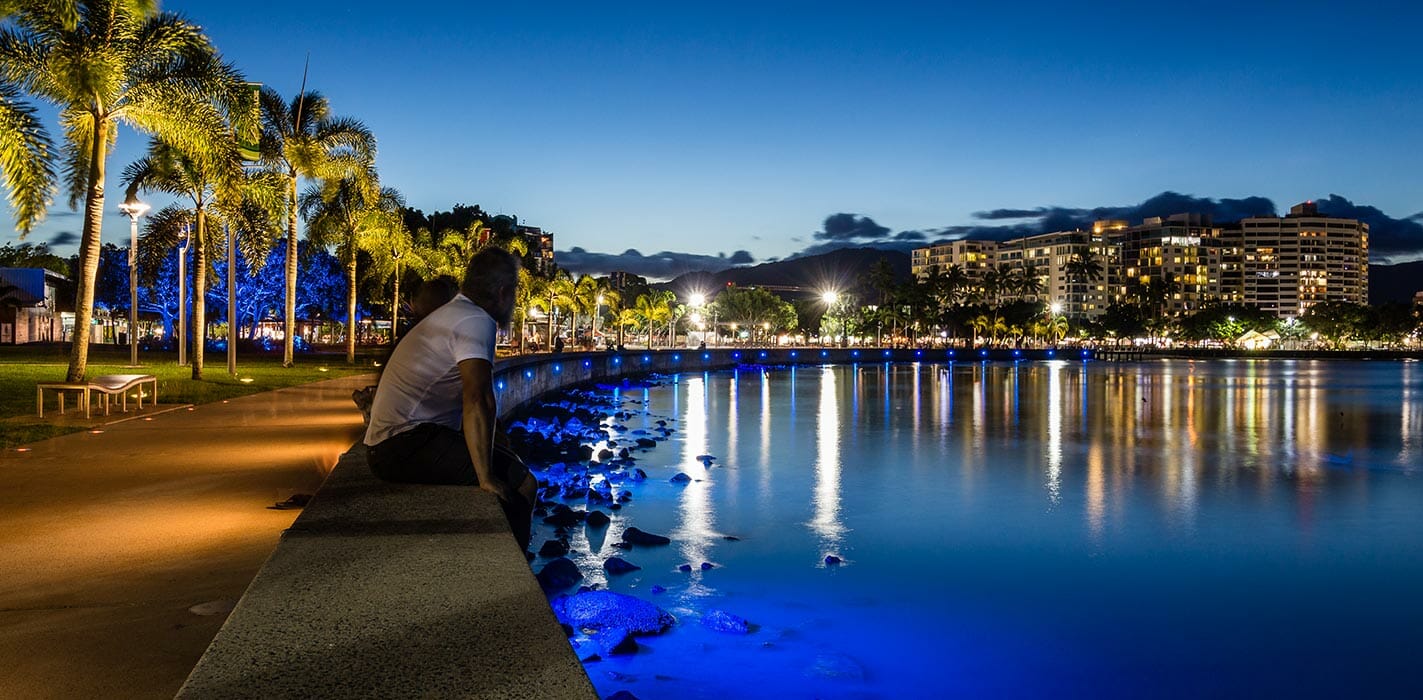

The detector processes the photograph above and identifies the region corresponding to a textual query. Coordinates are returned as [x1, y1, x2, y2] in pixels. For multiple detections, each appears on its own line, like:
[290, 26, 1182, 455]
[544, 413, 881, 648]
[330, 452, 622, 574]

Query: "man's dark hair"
[461, 247, 520, 307]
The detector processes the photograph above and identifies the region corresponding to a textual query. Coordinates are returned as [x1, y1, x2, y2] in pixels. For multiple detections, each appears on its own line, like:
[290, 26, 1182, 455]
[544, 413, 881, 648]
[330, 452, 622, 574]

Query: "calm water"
[539, 359, 1423, 699]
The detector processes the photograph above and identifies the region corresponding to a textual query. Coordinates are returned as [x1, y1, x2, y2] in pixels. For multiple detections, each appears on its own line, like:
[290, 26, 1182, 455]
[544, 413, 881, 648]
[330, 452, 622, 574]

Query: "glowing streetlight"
[1050, 301, 1062, 316]
[594, 294, 605, 348]
[118, 195, 150, 367]
[689, 292, 705, 308]
[822, 290, 839, 305]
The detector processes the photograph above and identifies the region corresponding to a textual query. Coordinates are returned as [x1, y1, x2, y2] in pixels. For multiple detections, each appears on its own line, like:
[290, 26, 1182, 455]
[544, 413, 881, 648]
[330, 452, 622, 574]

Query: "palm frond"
[137, 203, 191, 275]
[57, 107, 91, 209]
[0, 82, 56, 234]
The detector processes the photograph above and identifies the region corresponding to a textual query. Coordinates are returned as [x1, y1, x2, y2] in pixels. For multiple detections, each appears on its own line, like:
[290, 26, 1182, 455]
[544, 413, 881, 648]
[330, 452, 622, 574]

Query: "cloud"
[790, 191, 1423, 262]
[48, 231, 78, 247]
[969, 192, 1278, 234]
[556, 246, 755, 280]
[814, 213, 891, 241]
[1314, 194, 1423, 258]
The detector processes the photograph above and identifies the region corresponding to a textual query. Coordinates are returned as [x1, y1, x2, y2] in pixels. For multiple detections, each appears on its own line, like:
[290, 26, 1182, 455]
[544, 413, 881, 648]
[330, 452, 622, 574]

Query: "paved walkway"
[0, 374, 374, 700]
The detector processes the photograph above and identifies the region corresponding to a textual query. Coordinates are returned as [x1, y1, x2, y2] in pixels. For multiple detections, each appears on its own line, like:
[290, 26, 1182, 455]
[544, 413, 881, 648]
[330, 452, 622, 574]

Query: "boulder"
[622, 527, 671, 546]
[551, 590, 676, 635]
[542, 505, 586, 527]
[585, 510, 611, 527]
[536, 557, 583, 592]
[636, 437, 657, 448]
[596, 628, 639, 656]
[669, 472, 692, 484]
[538, 539, 569, 558]
[824, 555, 843, 566]
[702, 609, 752, 635]
[603, 557, 642, 575]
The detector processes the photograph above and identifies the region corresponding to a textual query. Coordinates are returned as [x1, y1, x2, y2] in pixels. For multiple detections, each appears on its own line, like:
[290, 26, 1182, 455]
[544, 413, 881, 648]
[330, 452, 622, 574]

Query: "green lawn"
[0, 345, 376, 449]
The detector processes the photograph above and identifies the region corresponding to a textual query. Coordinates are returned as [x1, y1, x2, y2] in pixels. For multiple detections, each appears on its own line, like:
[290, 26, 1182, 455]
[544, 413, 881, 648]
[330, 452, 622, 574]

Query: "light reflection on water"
[551, 359, 1423, 699]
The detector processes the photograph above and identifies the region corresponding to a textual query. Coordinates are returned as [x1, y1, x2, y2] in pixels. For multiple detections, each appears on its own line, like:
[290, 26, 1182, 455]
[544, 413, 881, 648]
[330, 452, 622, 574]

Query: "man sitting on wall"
[364, 248, 537, 550]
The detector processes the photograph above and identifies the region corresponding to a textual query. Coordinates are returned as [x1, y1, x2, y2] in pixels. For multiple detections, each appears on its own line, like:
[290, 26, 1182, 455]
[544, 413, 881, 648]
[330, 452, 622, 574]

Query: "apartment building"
[909, 240, 997, 299]
[1114, 213, 1225, 315]
[910, 203, 1367, 320]
[1230, 202, 1369, 318]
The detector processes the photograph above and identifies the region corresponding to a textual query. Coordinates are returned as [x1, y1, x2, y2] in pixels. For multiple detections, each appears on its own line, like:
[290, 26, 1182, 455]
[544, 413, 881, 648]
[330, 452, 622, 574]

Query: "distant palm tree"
[300, 170, 403, 364]
[259, 88, 375, 366]
[2, 1, 253, 381]
[358, 206, 417, 339]
[1064, 252, 1103, 318]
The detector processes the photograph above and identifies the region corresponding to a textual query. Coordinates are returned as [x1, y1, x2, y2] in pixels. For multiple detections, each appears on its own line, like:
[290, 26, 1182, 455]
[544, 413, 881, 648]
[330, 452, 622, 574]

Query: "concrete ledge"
[177, 446, 597, 700]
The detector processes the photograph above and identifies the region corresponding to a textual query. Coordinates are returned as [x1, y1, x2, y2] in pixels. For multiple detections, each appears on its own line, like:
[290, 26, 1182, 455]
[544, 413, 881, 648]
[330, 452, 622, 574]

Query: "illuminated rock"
[552, 590, 675, 635]
[702, 609, 751, 635]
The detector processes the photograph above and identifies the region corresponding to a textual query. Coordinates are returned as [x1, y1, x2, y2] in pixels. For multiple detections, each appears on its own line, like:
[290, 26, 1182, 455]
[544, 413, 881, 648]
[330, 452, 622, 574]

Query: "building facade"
[0, 267, 66, 344]
[1230, 202, 1369, 318]
[909, 202, 1368, 321]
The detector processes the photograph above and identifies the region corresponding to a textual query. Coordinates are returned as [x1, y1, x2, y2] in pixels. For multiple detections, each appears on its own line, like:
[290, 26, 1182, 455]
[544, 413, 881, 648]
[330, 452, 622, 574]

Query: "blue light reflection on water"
[544, 359, 1423, 699]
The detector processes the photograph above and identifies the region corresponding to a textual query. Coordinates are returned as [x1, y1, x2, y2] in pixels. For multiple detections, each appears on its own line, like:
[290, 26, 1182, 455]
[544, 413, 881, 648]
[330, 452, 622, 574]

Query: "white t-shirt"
[364, 294, 498, 445]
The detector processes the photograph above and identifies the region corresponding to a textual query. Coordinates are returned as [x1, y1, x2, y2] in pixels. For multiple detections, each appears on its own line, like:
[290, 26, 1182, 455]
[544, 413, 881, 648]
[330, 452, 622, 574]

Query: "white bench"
[36, 374, 158, 419]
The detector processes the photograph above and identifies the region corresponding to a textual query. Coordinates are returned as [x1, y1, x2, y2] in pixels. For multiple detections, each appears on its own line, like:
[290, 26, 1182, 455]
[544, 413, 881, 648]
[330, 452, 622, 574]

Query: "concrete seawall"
[179, 346, 1089, 698]
[493, 346, 1091, 421]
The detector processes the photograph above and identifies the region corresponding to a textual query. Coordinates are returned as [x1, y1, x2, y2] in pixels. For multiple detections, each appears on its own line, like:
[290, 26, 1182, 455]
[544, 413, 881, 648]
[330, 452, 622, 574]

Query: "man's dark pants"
[367, 423, 534, 551]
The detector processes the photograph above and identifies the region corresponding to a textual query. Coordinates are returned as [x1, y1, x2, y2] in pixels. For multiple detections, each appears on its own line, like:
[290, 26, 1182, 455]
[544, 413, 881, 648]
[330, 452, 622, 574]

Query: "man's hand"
[479, 479, 513, 501]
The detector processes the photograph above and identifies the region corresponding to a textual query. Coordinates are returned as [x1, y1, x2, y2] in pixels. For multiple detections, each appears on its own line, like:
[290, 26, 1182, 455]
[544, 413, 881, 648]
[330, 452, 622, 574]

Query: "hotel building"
[911, 202, 1368, 321]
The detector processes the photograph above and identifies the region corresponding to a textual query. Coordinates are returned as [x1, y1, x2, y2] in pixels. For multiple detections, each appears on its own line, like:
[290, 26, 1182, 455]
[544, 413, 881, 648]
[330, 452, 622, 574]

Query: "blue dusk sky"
[7, 0, 1423, 276]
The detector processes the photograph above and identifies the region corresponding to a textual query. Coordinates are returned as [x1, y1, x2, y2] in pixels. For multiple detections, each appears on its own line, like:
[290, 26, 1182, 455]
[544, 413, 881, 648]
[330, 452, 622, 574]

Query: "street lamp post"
[119, 195, 150, 367]
[822, 290, 841, 347]
[688, 292, 705, 347]
[177, 225, 190, 366]
[594, 294, 604, 348]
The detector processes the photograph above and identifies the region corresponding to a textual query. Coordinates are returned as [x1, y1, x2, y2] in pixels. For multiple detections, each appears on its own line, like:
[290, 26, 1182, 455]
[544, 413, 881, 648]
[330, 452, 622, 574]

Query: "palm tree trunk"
[346, 245, 358, 365]
[66, 118, 110, 383]
[283, 172, 298, 367]
[391, 263, 400, 342]
[192, 209, 207, 380]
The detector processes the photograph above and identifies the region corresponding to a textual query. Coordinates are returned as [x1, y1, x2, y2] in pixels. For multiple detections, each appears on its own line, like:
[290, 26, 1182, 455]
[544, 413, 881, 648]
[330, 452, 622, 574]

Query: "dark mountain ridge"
[661, 247, 910, 301]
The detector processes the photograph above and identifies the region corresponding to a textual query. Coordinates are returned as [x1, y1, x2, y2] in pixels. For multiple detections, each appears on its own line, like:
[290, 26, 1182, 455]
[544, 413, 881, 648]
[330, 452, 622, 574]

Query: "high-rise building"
[909, 240, 997, 299]
[996, 230, 1121, 319]
[1113, 213, 1224, 315]
[1230, 201, 1369, 318]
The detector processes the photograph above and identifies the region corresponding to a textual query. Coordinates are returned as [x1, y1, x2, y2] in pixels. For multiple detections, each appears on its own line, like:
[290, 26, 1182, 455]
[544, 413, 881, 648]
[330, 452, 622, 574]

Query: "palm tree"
[634, 290, 674, 347]
[123, 140, 243, 379]
[535, 271, 575, 350]
[1063, 252, 1102, 318]
[300, 170, 403, 364]
[358, 205, 417, 341]
[2, 1, 253, 381]
[569, 274, 603, 347]
[1018, 263, 1045, 300]
[430, 221, 487, 279]
[259, 88, 375, 366]
[1, 1, 155, 26]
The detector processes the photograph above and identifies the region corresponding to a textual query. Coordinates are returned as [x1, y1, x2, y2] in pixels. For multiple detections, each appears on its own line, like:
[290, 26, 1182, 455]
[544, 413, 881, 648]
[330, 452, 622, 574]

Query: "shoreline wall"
[493, 346, 1092, 419]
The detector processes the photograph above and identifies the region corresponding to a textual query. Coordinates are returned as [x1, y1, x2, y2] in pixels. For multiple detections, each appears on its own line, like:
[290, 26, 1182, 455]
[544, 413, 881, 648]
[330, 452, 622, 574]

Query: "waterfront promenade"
[0, 374, 373, 700]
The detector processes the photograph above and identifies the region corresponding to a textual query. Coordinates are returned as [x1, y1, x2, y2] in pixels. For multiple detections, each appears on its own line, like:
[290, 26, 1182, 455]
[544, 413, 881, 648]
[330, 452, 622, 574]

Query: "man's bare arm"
[458, 358, 506, 498]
